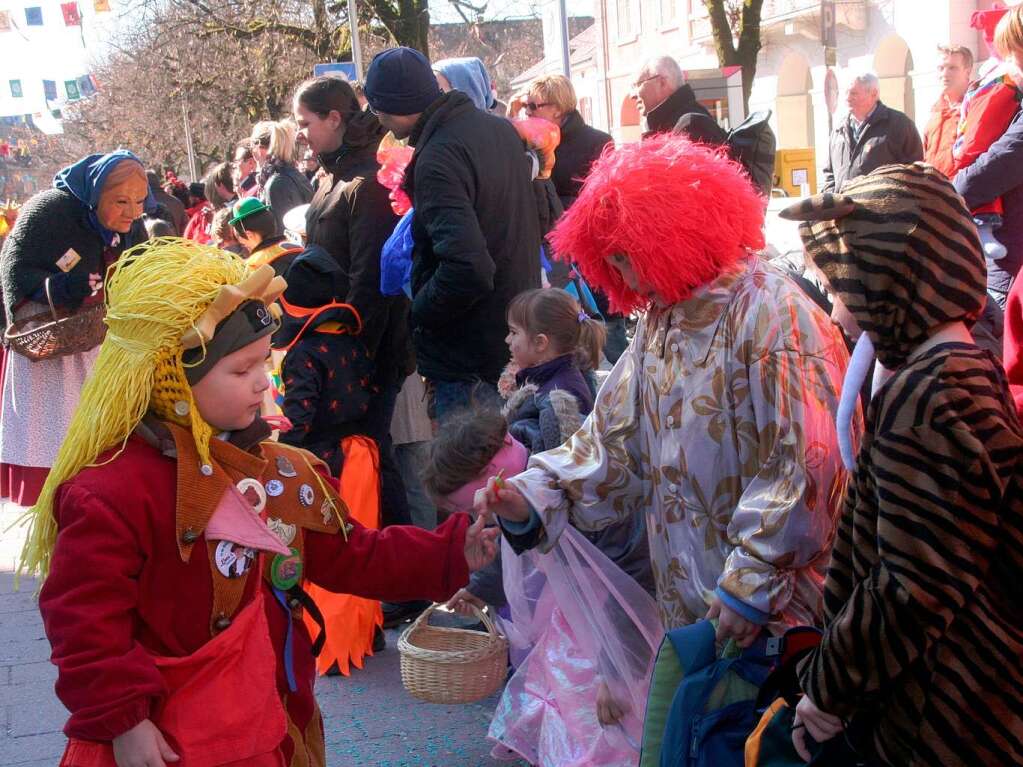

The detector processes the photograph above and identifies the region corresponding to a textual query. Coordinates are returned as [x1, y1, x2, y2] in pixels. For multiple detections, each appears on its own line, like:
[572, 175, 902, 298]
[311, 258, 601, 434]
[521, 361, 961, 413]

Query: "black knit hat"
[365, 47, 442, 116]
[273, 245, 360, 349]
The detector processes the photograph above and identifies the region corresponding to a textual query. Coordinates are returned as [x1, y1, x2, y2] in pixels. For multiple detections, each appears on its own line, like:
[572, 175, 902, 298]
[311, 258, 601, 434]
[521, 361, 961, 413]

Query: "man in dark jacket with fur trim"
[364, 47, 542, 420]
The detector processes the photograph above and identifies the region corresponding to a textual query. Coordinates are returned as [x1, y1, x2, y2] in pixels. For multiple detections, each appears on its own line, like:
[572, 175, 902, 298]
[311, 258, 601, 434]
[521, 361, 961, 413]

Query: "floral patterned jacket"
[508, 256, 853, 632]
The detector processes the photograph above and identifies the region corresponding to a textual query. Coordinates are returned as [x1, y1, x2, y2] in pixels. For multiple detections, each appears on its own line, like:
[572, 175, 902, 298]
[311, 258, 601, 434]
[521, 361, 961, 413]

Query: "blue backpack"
[641, 620, 777, 767]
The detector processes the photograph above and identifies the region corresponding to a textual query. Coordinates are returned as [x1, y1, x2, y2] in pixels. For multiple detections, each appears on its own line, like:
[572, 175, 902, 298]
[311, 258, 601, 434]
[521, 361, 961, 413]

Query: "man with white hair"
[822, 71, 923, 192]
[633, 55, 720, 140]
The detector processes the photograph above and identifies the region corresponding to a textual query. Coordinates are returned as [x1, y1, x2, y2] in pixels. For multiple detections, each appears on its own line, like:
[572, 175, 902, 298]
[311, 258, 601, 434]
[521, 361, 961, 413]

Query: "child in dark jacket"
[501, 287, 604, 453]
[273, 246, 375, 476]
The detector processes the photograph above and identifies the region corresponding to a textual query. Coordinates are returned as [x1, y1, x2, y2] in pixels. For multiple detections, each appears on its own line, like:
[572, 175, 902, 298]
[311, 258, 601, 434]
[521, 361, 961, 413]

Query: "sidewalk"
[0, 502, 524, 766]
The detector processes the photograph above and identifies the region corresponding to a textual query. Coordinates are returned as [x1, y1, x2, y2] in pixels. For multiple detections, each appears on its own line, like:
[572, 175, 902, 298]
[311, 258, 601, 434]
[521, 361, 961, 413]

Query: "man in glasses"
[363, 47, 541, 422]
[633, 55, 717, 141]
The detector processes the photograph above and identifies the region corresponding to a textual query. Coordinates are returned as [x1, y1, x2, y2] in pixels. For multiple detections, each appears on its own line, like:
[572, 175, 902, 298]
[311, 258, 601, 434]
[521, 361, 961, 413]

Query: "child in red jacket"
[950, 5, 1023, 261]
[17, 239, 497, 767]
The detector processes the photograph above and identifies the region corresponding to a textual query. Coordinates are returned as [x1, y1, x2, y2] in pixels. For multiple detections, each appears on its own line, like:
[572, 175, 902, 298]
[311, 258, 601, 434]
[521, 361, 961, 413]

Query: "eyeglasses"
[368, 104, 381, 116]
[525, 101, 553, 111]
[632, 74, 663, 89]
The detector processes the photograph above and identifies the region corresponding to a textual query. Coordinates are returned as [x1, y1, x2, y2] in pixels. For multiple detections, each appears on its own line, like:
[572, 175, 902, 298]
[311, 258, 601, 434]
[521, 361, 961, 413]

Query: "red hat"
[971, 3, 1009, 46]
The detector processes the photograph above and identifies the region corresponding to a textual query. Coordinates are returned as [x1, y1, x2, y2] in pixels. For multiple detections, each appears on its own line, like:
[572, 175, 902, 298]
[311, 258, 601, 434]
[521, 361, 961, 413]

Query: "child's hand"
[463, 512, 499, 571]
[596, 680, 628, 726]
[445, 587, 486, 617]
[112, 719, 179, 767]
[706, 594, 760, 648]
[88, 272, 104, 294]
[792, 695, 844, 762]
[475, 477, 531, 524]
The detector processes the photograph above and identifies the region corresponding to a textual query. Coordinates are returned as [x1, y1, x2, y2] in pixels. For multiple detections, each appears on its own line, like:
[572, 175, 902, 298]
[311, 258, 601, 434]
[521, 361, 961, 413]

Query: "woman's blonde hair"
[995, 5, 1023, 60]
[251, 119, 299, 163]
[529, 74, 577, 115]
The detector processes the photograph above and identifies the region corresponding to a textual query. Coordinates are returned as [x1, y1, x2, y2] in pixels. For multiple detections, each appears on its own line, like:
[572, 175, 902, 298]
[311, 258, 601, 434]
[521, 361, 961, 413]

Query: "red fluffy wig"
[549, 133, 765, 314]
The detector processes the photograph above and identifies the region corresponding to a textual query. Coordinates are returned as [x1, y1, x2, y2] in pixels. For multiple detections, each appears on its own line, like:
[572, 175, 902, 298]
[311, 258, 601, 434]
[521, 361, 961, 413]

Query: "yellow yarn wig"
[18, 237, 254, 582]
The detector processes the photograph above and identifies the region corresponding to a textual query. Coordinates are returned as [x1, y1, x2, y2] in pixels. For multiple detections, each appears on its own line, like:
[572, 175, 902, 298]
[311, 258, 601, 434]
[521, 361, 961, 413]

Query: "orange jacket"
[923, 95, 961, 178]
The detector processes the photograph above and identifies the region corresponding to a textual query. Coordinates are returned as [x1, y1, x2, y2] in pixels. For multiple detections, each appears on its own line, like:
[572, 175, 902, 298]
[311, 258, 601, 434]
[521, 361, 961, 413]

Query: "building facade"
[532, 0, 1006, 180]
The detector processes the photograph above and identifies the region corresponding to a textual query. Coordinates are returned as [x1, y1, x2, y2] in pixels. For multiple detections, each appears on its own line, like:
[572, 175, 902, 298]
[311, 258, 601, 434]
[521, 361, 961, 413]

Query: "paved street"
[0, 502, 524, 767]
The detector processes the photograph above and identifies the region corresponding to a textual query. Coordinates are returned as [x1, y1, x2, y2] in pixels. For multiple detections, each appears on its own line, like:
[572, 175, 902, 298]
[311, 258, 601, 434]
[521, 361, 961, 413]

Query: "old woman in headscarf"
[0, 150, 150, 505]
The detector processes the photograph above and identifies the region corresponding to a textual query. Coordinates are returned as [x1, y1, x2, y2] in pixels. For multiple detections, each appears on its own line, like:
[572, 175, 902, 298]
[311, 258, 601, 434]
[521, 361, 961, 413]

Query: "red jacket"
[183, 202, 213, 244]
[923, 95, 960, 178]
[1005, 277, 1023, 416]
[39, 421, 470, 764]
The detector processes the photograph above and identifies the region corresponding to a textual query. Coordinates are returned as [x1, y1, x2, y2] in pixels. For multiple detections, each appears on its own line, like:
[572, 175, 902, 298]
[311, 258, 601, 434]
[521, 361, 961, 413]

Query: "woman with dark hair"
[0, 150, 150, 505]
[293, 75, 415, 623]
[233, 139, 259, 198]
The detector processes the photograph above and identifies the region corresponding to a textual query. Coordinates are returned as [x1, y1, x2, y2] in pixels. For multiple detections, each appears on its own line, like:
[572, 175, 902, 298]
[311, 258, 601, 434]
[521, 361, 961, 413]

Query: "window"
[659, 0, 677, 26]
[9, 80, 22, 98]
[616, 0, 634, 38]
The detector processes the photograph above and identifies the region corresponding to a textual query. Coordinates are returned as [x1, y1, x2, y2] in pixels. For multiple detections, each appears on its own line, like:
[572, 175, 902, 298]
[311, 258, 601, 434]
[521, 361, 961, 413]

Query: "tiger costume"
[782, 163, 1023, 766]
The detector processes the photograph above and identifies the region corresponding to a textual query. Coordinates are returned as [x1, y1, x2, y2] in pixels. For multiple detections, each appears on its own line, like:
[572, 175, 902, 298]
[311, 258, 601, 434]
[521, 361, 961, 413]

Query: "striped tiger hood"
[780, 163, 986, 369]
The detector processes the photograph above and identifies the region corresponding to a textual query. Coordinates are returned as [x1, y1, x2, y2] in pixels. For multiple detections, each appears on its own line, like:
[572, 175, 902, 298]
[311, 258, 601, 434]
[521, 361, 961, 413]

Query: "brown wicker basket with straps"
[4, 278, 107, 362]
[398, 603, 509, 704]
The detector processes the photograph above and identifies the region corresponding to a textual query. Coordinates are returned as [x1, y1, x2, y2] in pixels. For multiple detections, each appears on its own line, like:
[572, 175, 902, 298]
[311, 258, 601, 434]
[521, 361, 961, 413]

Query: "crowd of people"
[1, 4, 1023, 767]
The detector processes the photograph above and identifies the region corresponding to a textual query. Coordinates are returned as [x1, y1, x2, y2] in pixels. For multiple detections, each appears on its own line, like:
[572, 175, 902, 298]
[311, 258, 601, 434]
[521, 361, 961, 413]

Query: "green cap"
[229, 197, 270, 226]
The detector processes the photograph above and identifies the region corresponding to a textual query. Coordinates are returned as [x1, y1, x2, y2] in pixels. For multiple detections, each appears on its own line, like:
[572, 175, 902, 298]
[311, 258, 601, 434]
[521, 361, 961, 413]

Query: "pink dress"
[488, 528, 663, 766]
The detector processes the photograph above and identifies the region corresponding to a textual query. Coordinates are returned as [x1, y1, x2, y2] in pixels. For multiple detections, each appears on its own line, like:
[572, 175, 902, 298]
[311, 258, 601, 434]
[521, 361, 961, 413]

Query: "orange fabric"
[302, 435, 383, 676]
[923, 96, 961, 178]
[60, 596, 287, 767]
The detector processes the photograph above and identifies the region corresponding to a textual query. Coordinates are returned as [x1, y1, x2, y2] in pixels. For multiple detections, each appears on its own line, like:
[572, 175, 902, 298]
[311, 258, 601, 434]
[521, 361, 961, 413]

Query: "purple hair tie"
[578, 311, 588, 323]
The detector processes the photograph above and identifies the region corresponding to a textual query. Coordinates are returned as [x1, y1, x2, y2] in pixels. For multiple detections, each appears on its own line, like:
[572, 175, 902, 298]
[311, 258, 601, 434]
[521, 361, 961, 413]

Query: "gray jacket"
[822, 102, 923, 193]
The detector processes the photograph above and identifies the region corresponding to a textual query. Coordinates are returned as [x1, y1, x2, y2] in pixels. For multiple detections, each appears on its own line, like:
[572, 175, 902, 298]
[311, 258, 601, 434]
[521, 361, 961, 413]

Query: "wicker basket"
[4, 278, 107, 362]
[398, 603, 509, 704]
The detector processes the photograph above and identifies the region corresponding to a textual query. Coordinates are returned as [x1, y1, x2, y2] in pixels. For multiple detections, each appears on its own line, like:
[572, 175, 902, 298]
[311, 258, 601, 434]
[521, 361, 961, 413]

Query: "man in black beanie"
[365, 47, 541, 421]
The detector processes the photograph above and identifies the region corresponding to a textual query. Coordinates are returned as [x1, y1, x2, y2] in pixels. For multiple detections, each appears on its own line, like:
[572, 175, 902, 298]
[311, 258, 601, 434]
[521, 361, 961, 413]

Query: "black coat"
[0, 188, 147, 327]
[278, 317, 376, 476]
[551, 109, 612, 208]
[822, 102, 923, 193]
[403, 91, 542, 383]
[643, 84, 714, 137]
[305, 111, 413, 389]
[261, 163, 314, 234]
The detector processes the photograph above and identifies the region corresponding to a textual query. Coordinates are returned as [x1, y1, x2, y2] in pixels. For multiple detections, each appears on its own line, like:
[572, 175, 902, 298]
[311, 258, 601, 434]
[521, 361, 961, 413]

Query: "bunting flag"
[65, 79, 80, 100]
[94, 0, 110, 10]
[25, 6, 42, 25]
[77, 74, 96, 97]
[10, 80, 23, 98]
[0, 10, 11, 32]
[43, 80, 57, 100]
[61, 2, 81, 25]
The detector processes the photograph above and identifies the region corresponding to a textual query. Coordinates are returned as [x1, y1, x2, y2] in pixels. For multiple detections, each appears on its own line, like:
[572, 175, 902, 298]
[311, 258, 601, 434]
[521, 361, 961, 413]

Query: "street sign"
[313, 62, 357, 80]
[824, 67, 839, 114]
[821, 0, 837, 48]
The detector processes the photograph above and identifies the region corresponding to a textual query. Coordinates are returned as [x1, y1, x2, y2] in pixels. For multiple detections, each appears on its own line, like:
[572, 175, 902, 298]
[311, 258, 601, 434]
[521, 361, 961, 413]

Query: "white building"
[523, 0, 1010, 183]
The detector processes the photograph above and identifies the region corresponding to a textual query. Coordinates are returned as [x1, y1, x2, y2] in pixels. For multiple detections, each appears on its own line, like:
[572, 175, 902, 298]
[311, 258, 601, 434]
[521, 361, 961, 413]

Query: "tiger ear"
[778, 193, 857, 222]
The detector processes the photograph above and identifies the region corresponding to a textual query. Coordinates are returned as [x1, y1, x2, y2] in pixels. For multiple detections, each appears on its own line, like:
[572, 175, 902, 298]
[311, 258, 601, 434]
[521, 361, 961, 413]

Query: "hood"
[781, 162, 986, 369]
[321, 108, 387, 170]
[432, 57, 494, 112]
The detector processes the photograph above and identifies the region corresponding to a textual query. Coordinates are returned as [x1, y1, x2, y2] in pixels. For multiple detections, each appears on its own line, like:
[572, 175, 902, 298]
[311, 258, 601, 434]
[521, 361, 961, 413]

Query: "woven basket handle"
[410, 602, 501, 641]
[43, 277, 59, 322]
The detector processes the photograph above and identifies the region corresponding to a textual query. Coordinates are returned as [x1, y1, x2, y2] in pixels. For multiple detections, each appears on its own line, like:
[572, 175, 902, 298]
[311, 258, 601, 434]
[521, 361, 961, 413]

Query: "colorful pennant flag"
[0, 10, 11, 32]
[65, 79, 80, 100]
[9, 80, 22, 98]
[25, 6, 43, 25]
[94, 0, 110, 10]
[61, 2, 81, 25]
[43, 80, 57, 100]
[77, 75, 96, 97]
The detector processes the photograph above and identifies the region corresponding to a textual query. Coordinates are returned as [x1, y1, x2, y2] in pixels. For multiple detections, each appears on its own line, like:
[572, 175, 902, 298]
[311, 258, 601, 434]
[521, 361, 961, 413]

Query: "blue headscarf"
[53, 150, 154, 246]
[432, 57, 495, 112]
